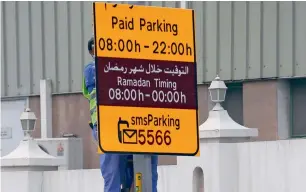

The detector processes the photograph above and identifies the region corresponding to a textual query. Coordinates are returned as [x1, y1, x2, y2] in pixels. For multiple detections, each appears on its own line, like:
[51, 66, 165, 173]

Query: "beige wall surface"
[29, 81, 282, 169]
[28, 85, 210, 168]
[243, 80, 279, 140]
[29, 92, 182, 168]
[29, 93, 100, 169]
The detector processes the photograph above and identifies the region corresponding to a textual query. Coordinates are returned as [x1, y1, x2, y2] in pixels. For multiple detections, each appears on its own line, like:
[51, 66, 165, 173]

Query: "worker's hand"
[92, 125, 98, 141]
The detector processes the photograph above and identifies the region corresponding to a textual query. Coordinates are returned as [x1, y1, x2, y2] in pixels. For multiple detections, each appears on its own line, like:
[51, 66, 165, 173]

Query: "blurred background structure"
[1, 1, 306, 169]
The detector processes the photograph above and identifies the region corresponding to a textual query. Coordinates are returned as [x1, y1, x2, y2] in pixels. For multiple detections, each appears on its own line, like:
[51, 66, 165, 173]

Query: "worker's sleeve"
[83, 62, 96, 93]
[92, 124, 98, 141]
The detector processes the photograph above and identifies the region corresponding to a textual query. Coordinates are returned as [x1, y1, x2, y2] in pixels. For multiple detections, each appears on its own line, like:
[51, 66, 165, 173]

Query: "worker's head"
[88, 37, 95, 58]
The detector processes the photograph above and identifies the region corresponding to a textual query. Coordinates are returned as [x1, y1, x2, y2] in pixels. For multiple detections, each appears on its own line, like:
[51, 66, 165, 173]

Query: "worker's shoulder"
[84, 61, 95, 71]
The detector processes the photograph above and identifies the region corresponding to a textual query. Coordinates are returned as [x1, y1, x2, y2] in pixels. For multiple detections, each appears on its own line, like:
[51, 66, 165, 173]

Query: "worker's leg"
[125, 155, 157, 191]
[124, 155, 134, 189]
[94, 124, 125, 191]
[100, 153, 121, 192]
[127, 155, 158, 191]
[151, 155, 158, 192]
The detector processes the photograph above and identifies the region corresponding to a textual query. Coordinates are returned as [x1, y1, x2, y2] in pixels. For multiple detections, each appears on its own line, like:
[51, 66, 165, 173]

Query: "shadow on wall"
[193, 166, 204, 192]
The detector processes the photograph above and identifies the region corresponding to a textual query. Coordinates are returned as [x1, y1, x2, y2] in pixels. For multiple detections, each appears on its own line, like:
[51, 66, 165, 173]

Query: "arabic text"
[104, 62, 190, 77]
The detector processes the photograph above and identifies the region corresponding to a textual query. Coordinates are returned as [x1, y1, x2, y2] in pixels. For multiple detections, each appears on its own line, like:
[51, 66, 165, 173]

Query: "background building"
[1, 1, 306, 168]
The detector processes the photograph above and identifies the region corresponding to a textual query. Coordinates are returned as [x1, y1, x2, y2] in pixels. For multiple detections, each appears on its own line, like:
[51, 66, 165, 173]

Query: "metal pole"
[131, 1, 154, 190]
[133, 155, 152, 192]
[180, 0, 187, 9]
[132, 2, 188, 192]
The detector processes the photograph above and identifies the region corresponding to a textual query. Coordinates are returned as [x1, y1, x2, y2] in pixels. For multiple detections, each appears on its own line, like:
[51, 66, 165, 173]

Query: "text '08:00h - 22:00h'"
[97, 37, 193, 56]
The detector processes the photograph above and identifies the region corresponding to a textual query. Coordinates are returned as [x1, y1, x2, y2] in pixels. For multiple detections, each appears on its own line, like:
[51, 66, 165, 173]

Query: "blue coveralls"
[84, 61, 158, 192]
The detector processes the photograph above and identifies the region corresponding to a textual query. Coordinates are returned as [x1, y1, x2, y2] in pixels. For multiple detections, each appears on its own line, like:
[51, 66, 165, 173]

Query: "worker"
[82, 37, 158, 192]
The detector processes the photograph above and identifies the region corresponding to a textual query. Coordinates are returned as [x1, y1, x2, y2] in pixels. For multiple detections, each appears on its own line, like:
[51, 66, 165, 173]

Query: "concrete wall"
[0, 1, 179, 97]
[26, 79, 298, 168]
[2, 139, 305, 192]
[2, 1, 306, 97]
[2, 78, 300, 168]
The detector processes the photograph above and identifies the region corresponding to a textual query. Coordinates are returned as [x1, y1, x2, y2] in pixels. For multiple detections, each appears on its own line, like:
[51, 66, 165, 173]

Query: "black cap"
[88, 37, 94, 52]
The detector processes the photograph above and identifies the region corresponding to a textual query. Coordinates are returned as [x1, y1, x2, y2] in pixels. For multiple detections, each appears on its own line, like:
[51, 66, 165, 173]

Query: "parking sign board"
[93, 2, 199, 155]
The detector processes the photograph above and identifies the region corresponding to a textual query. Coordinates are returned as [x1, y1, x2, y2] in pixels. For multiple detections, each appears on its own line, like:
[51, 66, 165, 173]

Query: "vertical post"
[132, 0, 154, 188]
[180, 1, 187, 9]
[133, 155, 152, 192]
[132, 2, 188, 192]
[40, 79, 52, 138]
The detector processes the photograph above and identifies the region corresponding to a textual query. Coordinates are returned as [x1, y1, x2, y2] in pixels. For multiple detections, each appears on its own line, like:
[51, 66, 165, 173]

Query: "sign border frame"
[93, 2, 199, 156]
